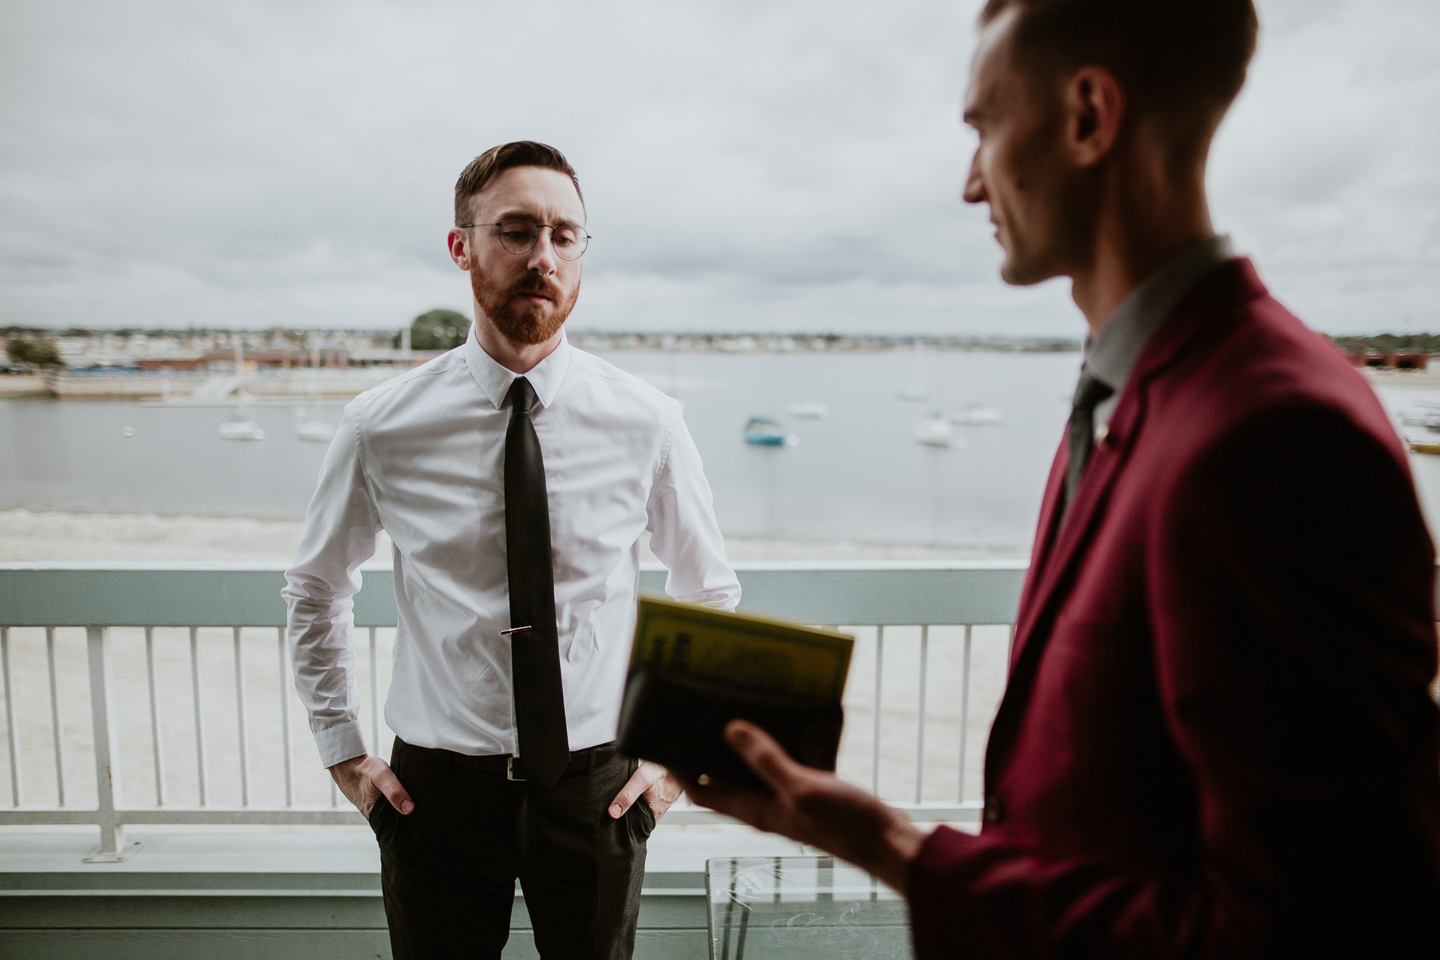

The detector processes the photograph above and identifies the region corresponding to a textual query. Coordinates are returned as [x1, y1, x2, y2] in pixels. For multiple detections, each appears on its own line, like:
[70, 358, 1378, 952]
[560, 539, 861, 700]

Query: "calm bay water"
[6, 350, 1439, 553]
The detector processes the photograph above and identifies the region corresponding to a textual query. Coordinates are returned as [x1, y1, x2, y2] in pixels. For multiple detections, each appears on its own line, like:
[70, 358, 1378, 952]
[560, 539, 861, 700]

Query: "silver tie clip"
[499, 625, 532, 636]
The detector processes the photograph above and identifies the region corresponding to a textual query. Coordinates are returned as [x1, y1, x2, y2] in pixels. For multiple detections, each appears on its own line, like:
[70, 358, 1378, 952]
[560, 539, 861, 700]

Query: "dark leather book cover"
[615, 596, 855, 788]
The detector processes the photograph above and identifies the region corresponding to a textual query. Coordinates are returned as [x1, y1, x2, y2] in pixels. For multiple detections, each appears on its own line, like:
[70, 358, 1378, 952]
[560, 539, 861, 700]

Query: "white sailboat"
[292, 341, 339, 441]
[218, 340, 265, 441]
[787, 401, 829, 420]
[946, 403, 1006, 426]
[914, 415, 966, 449]
[897, 342, 934, 401]
[295, 413, 336, 442]
[218, 418, 265, 441]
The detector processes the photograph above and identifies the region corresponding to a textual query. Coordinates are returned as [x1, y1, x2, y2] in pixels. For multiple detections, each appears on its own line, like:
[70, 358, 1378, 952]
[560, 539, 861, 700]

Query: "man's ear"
[446, 227, 471, 270]
[1065, 66, 1125, 167]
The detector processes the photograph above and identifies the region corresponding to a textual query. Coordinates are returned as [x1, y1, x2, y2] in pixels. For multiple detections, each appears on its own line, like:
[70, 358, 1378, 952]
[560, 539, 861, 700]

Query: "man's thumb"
[725, 720, 793, 791]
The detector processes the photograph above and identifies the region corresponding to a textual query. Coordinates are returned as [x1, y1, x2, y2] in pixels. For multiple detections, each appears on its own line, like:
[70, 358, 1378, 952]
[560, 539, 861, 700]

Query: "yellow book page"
[630, 596, 854, 701]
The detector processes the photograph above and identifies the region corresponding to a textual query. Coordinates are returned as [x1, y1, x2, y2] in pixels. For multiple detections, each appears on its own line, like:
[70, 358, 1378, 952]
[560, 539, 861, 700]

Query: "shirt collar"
[1084, 234, 1234, 394]
[464, 325, 573, 411]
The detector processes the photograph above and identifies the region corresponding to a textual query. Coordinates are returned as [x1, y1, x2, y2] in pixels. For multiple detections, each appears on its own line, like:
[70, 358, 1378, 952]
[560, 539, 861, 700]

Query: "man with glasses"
[284, 141, 740, 959]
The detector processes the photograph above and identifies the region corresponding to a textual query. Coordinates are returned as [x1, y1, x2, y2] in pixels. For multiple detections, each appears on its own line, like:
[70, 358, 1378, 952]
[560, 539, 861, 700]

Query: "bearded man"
[284, 141, 740, 960]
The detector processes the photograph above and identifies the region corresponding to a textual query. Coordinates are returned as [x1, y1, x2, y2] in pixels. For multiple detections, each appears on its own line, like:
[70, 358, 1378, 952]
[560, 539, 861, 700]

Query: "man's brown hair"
[454, 141, 584, 226]
[980, 0, 1258, 133]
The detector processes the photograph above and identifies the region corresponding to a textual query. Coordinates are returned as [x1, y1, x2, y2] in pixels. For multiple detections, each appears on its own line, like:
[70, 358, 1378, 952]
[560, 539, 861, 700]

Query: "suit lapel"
[983, 258, 1267, 794]
[1009, 400, 1141, 665]
[1010, 444, 1068, 671]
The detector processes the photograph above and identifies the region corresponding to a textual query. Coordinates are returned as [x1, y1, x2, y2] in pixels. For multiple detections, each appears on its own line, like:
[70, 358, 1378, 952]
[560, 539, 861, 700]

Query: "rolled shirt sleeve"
[646, 401, 741, 611]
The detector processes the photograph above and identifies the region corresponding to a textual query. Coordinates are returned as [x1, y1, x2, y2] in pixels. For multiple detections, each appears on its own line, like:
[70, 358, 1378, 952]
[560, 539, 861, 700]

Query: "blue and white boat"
[744, 416, 798, 447]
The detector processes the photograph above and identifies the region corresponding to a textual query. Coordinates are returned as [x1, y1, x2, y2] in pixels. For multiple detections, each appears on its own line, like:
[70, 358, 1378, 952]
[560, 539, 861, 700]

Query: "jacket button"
[983, 796, 1005, 825]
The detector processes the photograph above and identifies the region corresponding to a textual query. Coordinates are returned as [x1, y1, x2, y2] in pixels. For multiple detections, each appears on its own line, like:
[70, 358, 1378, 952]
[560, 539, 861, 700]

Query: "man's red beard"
[470, 264, 579, 346]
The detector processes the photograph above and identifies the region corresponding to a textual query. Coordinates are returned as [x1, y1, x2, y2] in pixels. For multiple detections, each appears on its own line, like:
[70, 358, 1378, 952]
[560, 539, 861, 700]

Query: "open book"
[615, 596, 855, 787]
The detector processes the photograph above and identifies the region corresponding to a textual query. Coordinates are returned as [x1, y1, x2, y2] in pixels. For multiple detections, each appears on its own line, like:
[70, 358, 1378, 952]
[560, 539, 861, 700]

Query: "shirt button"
[983, 796, 1006, 825]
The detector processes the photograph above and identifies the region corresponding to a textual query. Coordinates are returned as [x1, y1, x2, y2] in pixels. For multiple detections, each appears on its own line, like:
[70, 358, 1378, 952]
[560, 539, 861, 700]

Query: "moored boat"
[915, 416, 966, 449]
[218, 419, 265, 441]
[295, 419, 336, 442]
[946, 403, 1006, 426]
[787, 401, 829, 420]
[1407, 437, 1440, 455]
[744, 416, 798, 447]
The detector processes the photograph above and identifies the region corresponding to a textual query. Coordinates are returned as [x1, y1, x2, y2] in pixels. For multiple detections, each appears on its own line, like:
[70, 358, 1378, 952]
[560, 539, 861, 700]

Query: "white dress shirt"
[283, 329, 741, 768]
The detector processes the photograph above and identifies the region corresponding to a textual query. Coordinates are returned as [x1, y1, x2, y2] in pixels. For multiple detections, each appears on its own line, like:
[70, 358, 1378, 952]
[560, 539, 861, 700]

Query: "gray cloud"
[1, 0, 1435, 336]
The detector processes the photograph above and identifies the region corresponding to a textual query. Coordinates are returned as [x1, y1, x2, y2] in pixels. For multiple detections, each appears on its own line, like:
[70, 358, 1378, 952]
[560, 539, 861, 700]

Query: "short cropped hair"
[980, 0, 1258, 126]
[454, 141, 583, 226]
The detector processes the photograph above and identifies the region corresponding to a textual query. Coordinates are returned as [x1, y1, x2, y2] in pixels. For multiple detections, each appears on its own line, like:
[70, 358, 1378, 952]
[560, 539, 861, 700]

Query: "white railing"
[0, 561, 1028, 858]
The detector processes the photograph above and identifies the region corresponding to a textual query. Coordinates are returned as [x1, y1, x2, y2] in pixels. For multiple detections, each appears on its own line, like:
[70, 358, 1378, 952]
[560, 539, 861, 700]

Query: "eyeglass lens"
[495, 217, 588, 260]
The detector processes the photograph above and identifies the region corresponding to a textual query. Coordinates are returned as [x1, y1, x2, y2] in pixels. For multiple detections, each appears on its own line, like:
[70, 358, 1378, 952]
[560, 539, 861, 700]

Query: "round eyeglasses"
[458, 217, 590, 261]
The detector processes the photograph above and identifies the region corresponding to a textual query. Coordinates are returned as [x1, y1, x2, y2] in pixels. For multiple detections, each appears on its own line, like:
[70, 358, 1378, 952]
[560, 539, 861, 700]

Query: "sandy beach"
[0, 508, 1025, 564]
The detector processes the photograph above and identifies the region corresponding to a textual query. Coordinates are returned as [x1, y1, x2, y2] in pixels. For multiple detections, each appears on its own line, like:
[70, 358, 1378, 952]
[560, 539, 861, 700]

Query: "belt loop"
[587, 747, 596, 774]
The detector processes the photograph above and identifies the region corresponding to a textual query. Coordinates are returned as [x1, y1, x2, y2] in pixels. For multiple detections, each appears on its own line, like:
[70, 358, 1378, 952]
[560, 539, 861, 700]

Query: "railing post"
[233, 628, 251, 807]
[2, 626, 22, 807]
[958, 624, 973, 803]
[369, 627, 381, 758]
[84, 626, 138, 862]
[47, 628, 67, 806]
[190, 627, 209, 806]
[915, 625, 928, 804]
[277, 629, 294, 807]
[871, 626, 884, 797]
[144, 627, 165, 806]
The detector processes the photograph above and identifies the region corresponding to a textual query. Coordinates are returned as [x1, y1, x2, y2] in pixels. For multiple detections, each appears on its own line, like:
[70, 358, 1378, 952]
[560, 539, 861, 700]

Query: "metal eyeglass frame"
[457, 218, 591, 261]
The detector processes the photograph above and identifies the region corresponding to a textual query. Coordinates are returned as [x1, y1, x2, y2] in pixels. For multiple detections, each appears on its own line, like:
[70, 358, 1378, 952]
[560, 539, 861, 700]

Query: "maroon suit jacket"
[907, 259, 1440, 957]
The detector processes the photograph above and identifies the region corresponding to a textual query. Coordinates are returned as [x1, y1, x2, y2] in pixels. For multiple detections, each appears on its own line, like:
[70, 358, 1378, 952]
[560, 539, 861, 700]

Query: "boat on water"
[898, 342, 934, 401]
[946, 403, 1006, 426]
[914, 416, 966, 449]
[217, 343, 265, 440]
[1408, 437, 1440, 455]
[295, 419, 336, 442]
[787, 401, 829, 420]
[218, 419, 265, 441]
[744, 416, 798, 447]
[1400, 401, 1440, 432]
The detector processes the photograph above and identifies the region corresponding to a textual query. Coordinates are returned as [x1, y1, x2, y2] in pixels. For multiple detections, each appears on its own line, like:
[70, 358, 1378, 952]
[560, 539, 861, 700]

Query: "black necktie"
[504, 377, 569, 787]
[1064, 370, 1114, 516]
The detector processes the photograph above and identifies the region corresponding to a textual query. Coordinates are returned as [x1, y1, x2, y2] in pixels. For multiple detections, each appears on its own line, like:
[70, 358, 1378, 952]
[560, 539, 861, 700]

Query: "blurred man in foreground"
[686, 1, 1440, 955]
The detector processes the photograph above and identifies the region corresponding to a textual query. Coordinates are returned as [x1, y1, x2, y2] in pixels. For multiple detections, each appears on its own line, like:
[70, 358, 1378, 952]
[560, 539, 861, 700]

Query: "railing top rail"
[0, 562, 1031, 628]
[0, 561, 395, 573]
[0, 559, 1030, 572]
[8, 560, 1440, 629]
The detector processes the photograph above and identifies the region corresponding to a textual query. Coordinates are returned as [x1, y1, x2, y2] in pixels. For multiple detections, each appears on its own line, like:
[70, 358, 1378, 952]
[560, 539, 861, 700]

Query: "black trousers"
[368, 737, 655, 960]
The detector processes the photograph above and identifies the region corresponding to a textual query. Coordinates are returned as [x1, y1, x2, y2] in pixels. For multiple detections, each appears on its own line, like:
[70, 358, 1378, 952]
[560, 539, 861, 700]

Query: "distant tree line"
[1328, 334, 1440, 355]
[5, 337, 63, 369]
[394, 309, 471, 351]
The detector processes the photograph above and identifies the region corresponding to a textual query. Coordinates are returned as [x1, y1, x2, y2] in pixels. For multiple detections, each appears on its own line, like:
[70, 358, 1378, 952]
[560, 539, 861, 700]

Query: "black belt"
[401, 739, 620, 781]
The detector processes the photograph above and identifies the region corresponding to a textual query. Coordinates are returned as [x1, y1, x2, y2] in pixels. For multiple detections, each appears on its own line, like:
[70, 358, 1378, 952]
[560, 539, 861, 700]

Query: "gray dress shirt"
[1085, 235, 1236, 433]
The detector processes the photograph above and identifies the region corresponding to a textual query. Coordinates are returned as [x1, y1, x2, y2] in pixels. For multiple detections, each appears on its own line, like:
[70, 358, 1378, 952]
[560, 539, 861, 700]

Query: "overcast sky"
[2, 0, 1436, 337]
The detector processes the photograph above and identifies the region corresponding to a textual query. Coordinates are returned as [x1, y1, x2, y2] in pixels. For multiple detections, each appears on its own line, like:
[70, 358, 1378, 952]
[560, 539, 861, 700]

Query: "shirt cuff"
[315, 720, 368, 769]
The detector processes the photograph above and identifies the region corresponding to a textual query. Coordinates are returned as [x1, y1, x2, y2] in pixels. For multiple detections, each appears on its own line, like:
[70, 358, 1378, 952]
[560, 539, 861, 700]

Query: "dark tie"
[1064, 370, 1114, 516]
[504, 377, 570, 788]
